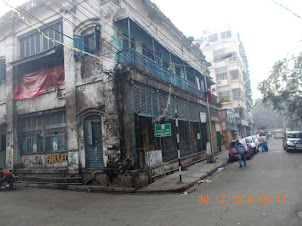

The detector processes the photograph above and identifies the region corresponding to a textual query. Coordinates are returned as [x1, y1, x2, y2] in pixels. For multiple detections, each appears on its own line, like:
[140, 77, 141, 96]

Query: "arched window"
[74, 25, 101, 56]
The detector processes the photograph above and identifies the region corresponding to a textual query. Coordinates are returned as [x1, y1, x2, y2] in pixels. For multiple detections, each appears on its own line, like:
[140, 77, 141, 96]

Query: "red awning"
[13, 64, 65, 100]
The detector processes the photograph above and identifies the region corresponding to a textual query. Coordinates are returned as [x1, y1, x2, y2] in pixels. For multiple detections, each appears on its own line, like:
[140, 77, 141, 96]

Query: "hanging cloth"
[13, 64, 65, 99]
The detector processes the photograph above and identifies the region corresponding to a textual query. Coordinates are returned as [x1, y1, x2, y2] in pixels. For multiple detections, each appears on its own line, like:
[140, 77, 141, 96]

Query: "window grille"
[133, 87, 157, 117]
[216, 73, 227, 81]
[19, 21, 63, 59]
[221, 31, 232, 39]
[19, 111, 67, 153]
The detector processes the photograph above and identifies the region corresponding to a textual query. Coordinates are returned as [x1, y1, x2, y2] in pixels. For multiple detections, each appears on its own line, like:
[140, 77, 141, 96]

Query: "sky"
[150, 0, 302, 99]
[1, 0, 301, 100]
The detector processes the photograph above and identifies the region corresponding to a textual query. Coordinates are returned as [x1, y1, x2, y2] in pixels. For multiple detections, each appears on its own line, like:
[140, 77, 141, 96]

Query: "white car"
[274, 130, 283, 139]
[246, 136, 258, 154]
[252, 135, 260, 152]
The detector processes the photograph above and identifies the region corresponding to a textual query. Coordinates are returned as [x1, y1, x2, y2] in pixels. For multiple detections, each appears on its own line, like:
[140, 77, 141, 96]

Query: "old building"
[197, 31, 253, 143]
[0, 0, 219, 188]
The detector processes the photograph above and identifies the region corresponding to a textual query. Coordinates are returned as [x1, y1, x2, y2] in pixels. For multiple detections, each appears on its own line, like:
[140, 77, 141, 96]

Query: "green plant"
[118, 158, 133, 174]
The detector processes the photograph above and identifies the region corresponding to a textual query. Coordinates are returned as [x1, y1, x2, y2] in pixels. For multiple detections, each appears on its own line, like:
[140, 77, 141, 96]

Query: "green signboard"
[155, 123, 172, 137]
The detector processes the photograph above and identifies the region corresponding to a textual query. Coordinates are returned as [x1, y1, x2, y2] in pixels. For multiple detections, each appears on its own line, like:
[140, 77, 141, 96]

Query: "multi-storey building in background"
[196, 31, 253, 147]
[0, 0, 220, 188]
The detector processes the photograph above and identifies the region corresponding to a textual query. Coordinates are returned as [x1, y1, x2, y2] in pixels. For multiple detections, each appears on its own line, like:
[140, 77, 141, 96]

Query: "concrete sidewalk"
[137, 150, 230, 193]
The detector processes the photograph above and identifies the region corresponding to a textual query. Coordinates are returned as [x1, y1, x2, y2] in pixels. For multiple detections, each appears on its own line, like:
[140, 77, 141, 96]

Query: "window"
[209, 33, 218, 42]
[74, 25, 100, 56]
[214, 55, 226, 63]
[0, 58, 6, 81]
[20, 111, 67, 153]
[221, 31, 232, 39]
[232, 89, 241, 100]
[218, 91, 229, 97]
[86, 121, 103, 145]
[218, 91, 230, 103]
[230, 70, 240, 80]
[216, 73, 227, 81]
[20, 21, 63, 59]
[228, 52, 237, 62]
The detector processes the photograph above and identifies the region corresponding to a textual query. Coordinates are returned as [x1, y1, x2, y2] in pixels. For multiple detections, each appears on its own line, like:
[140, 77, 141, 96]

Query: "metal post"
[152, 38, 156, 60]
[169, 52, 173, 84]
[175, 109, 182, 181]
[127, 18, 131, 49]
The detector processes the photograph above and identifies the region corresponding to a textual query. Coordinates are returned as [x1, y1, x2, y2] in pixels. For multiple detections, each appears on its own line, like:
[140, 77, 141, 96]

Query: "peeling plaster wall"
[15, 89, 66, 114]
[0, 105, 6, 125]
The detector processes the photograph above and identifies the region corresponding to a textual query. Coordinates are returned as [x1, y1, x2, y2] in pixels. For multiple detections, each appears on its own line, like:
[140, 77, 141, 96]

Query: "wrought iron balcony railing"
[117, 49, 204, 98]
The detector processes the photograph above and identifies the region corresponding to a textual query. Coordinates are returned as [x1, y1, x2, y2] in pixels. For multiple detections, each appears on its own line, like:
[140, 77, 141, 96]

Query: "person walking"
[263, 135, 269, 152]
[258, 134, 265, 152]
[236, 139, 246, 168]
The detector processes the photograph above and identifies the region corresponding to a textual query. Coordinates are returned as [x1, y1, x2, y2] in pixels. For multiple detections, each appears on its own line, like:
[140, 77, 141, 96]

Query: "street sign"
[155, 123, 171, 137]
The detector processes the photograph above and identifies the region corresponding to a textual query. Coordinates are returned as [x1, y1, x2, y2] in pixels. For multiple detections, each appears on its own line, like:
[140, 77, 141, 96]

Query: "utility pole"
[175, 109, 182, 181]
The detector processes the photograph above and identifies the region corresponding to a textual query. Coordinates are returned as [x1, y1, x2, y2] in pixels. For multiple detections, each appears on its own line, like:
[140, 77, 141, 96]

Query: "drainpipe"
[169, 52, 173, 84]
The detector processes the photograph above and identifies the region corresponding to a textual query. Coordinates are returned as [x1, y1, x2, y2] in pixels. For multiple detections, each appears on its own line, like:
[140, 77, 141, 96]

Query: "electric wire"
[4, 0, 207, 85]
[6, 0, 112, 59]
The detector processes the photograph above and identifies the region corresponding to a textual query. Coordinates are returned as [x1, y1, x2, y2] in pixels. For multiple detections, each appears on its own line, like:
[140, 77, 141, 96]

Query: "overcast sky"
[1, 0, 301, 100]
[151, 0, 302, 99]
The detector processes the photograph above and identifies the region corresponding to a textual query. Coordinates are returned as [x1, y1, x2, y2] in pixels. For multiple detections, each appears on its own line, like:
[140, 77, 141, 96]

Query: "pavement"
[138, 150, 229, 193]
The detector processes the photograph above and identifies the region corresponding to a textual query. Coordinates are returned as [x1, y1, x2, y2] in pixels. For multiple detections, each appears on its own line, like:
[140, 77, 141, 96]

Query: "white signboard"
[200, 112, 207, 123]
[216, 123, 220, 132]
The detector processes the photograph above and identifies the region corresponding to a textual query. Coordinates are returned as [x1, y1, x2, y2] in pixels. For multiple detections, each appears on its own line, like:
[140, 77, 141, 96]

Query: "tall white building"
[197, 31, 253, 139]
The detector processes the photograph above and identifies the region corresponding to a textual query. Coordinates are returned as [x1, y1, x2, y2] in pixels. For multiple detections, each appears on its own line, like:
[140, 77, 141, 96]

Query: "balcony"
[117, 48, 204, 98]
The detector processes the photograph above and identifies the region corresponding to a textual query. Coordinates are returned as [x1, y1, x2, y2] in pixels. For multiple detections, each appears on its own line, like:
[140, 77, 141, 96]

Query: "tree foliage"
[252, 99, 284, 129]
[258, 53, 302, 122]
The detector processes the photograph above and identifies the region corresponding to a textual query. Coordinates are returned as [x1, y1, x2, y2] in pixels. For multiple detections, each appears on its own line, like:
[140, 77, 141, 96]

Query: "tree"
[258, 53, 302, 123]
[252, 99, 284, 129]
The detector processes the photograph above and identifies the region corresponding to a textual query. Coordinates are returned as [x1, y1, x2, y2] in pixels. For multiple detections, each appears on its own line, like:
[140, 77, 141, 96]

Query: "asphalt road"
[1, 138, 302, 226]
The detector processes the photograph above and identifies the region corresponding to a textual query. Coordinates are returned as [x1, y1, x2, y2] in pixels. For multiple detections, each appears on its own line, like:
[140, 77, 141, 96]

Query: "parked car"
[229, 139, 253, 161]
[252, 135, 260, 152]
[283, 131, 302, 152]
[246, 136, 258, 154]
[274, 130, 283, 139]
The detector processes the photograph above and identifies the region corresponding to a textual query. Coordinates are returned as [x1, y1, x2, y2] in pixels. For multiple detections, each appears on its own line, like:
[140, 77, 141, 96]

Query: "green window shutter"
[20, 139, 27, 153]
[73, 34, 84, 56]
[87, 121, 93, 145]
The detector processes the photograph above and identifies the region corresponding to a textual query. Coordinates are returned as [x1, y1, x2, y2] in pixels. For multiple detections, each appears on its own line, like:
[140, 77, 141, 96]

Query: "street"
[1, 139, 302, 226]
